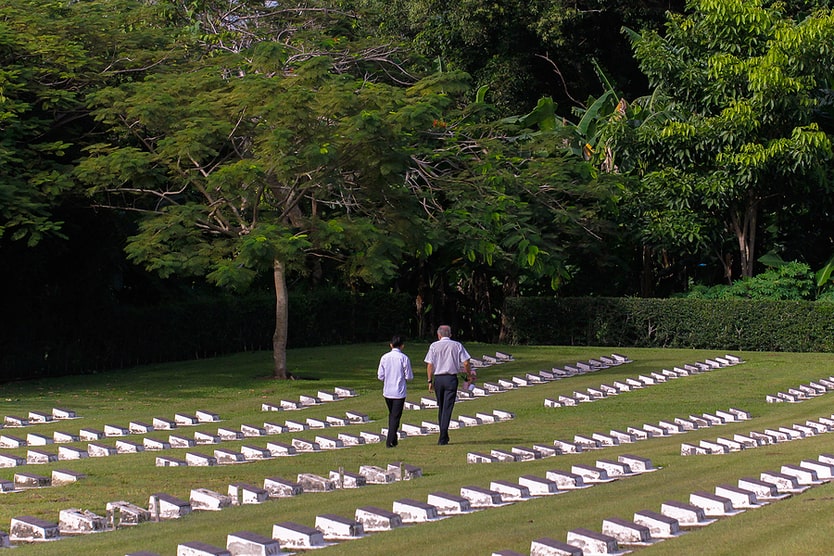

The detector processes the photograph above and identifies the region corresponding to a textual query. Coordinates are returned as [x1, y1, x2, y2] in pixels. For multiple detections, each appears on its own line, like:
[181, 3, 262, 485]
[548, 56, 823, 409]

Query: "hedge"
[503, 297, 834, 352]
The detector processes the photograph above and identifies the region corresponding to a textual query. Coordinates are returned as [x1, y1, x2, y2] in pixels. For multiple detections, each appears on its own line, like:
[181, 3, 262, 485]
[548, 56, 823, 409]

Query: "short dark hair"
[390, 335, 405, 348]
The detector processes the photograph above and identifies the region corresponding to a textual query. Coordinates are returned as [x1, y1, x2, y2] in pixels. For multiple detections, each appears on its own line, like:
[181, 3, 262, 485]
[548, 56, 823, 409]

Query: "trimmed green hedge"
[503, 297, 834, 352]
[1, 290, 413, 380]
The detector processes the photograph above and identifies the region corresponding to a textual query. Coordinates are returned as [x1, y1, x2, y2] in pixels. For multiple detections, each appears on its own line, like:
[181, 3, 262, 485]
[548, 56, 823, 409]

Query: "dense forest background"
[3, 0, 834, 378]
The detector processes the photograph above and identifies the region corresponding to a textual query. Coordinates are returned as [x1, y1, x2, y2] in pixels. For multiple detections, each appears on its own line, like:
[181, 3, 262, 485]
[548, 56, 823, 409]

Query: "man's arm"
[426, 362, 434, 391]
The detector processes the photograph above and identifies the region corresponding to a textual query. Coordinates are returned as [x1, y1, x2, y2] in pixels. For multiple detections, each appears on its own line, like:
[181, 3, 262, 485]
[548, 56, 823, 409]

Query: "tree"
[603, 0, 834, 283]
[77, 1, 468, 378]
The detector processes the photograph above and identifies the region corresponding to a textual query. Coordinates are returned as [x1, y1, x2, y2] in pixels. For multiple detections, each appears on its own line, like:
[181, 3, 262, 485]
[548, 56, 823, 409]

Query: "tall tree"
[77, 1, 468, 378]
[600, 0, 834, 283]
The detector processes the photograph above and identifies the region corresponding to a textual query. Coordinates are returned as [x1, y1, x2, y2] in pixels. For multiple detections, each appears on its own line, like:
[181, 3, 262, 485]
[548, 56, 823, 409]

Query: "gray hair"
[437, 325, 452, 338]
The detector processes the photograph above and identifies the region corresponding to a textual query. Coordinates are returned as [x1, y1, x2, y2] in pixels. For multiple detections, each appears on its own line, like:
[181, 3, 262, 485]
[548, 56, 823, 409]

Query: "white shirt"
[424, 337, 471, 376]
[377, 348, 413, 398]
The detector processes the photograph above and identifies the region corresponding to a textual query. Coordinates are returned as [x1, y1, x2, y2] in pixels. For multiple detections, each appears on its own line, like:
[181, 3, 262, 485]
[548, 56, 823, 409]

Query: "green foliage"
[682, 261, 816, 300]
[504, 296, 834, 351]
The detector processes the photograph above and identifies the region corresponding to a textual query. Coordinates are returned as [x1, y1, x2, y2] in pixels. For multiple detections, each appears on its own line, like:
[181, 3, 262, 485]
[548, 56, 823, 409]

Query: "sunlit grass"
[2, 345, 834, 555]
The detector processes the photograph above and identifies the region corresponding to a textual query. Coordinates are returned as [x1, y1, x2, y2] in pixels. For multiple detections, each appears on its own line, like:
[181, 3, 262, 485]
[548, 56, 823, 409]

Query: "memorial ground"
[1, 345, 834, 555]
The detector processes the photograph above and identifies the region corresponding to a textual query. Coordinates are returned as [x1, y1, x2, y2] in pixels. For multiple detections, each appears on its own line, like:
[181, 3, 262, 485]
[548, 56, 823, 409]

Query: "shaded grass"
[2, 345, 834, 555]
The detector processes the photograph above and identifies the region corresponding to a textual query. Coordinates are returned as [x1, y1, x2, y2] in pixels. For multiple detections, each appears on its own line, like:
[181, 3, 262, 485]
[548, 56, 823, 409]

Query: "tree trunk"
[732, 196, 759, 278]
[272, 257, 290, 379]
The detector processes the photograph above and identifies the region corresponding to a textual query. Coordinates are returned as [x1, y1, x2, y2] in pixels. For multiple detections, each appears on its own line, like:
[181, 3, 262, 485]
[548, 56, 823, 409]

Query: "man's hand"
[428, 382, 434, 393]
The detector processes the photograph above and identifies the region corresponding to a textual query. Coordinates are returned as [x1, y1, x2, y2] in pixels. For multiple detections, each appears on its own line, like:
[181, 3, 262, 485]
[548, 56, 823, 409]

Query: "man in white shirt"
[424, 325, 472, 445]
[377, 335, 413, 448]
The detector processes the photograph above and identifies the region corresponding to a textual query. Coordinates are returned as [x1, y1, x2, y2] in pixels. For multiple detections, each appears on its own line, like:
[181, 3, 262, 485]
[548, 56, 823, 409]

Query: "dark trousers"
[384, 397, 405, 447]
[434, 374, 458, 445]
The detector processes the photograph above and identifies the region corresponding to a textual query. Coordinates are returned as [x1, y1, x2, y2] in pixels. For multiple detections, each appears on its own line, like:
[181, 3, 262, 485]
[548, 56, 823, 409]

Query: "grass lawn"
[2, 343, 834, 555]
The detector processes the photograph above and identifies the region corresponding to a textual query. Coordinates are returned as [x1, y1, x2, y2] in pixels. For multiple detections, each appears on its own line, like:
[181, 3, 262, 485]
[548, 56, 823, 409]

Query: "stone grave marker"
[571, 464, 615, 484]
[59, 508, 108, 534]
[52, 431, 79, 443]
[52, 469, 86, 486]
[263, 422, 287, 435]
[714, 437, 743, 452]
[334, 387, 356, 397]
[0, 434, 26, 448]
[714, 484, 760, 509]
[298, 395, 319, 406]
[291, 438, 320, 452]
[329, 470, 366, 488]
[490, 449, 518, 462]
[601, 517, 654, 546]
[52, 408, 77, 419]
[317, 391, 340, 402]
[9, 516, 60, 541]
[169, 435, 196, 448]
[153, 417, 177, 430]
[618, 455, 655, 473]
[279, 400, 301, 410]
[345, 410, 368, 423]
[129, 421, 154, 434]
[116, 440, 144, 454]
[736, 477, 789, 501]
[86, 443, 117, 458]
[732, 434, 760, 449]
[174, 413, 199, 426]
[190, 488, 233, 511]
[529, 537, 583, 556]
[325, 416, 348, 427]
[149, 493, 192, 520]
[358, 465, 396, 484]
[0, 452, 26, 468]
[104, 424, 129, 437]
[460, 485, 506, 508]
[194, 431, 221, 445]
[107, 501, 151, 527]
[609, 430, 636, 444]
[177, 540, 231, 556]
[228, 483, 269, 505]
[27, 449, 59, 464]
[800, 459, 834, 480]
[214, 448, 246, 464]
[262, 403, 281, 412]
[421, 421, 441, 432]
[689, 491, 741, 517]
[26, 433, 52, 446]
[489, 480, 531, 501]
[143, 438, 171, 451]
[657, 421, 683, 434]
[265, 441, 296, 457]
[404, 401, 422, 410]
[625, 427, 651, 440]
[306, 417, 329, 429]
[336, 433, 364, 447]
[592, 433, 619, 447]
[532, 444, 559, 458]
[79, 428, 105, 441]
[241, 445, 271, 461]
[519, 475, 560, 495]
[387, 462, 421, 480]
[427, 492, 472, 515]
[263, 477, 303, 498]
[573, 435, 601, 450]
[284, 420, 308, 432]
[553, 439, 581, 454]
[225, 530, 285, 556]
[196, 410, 220, 423]
[804, 420, 829, 434]
[632, 510, 682, 538]
[467, 452, 497, 464]
[297, 473, 335, 492]
[420, 396, 439, 408]
[217, 428, 244, 441]
[659, 501, 715, 527]
[354, 507, 403, 532]
[155, 456, 188, 467]
[184, 452, 217, 466]
[698, 439, 728, 454]
[545, 470, 590, 490]
[511, 376, 530, 387]
[398, 423, 427, 436]
[512, 446, 541, 461]
[759, 471, 808, 493]
[681, 443, 710, 456]
[565, 528, 622, 555]
[596, 460, 632, 478]
[1, 479, 15, 492]
[359, 431, 384, 444]
[315, 514, 365, 541]
[58, 446, 88, 461]
[780, 464, 823, 485]
[241, 424, 266, 437]
[392, 498, 440, 523]
[4, 415, 28, 427]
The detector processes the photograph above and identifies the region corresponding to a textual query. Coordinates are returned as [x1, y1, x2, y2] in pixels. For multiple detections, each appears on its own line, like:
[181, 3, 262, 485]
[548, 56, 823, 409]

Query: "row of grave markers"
[496, 452, 834, 556]
[137, 454, 656, 556]
[1, 408, 78, 428]
[682, 411, 834, 455]
[1, 460, 421, 548]
[469, 407, 750, 464]
[544, 354, 743, 409]
[765, 377, 834, 403]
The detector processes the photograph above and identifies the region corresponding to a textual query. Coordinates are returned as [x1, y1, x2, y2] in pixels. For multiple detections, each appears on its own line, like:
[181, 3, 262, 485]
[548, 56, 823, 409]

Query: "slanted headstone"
[9, 516, 60, 541]
[529, 538, 582, 556]
[329, 470, 366, 489]
[714, 484, 760, 509]
[263, 477, 302, 498]
[240, 445, 271, 461]
[511, 446, 541, 461]
[106, 501, 150, 527]
[565, 528, 621, 555]
[345, 410, 368, 423]
[780, 464, 823, 485]
[115, 440, 144, 454]
[571, 464, 614, 483]
[26, 433, 52, 446]
[228, 483, 269, 505]
[86, 443, 117, 458]
[591, 433, 619, 447]
[657, 421, 683, 434]
[148, 493, 192, 520]
[129, 421, 154, 434]
[759, 471, 808, 493]
[689, 491, 740, 517]
[325, 416, 348, 427]
[169, 435, 196, 448]
[714, 437, 743, 452]
[225, 530, 285, 556]
[681, 443, 710, 456]
[427, 492, 471, 515]
[573, 435, 601, 450]
[354, 507, 403, 532]
[553, 440, 581, 454]
[467, 452, 497, 464]
[698, 439, 728, 454]
[596, 459, 632, 478]
[601, 517, 653, 546]
[387, 461, 422, 480]
[58, 446, 88, 460]
[489, 480, 531, 501]
[360, 431, 384, 443]
[27, 449, 59, 464]
[265, 441, 296, 457]
[626, 427, 651, 440]
[519, 475, 560, 495]
[800, 459, 834, 480]
[79, 428, 105, 441]
[190, 488, 233, 511]
[196, 410, 220, 423]
[298, 395, 319, 406]
[4, 415, 28, 427]
[532, 444, 559, 457]
[184, 452, 217, 466]
[156, 456, 188, 467]
[279, 400, 301, 410]
[174, 413, 199, 426]
[0, 434, 26, 448]
[545, 470, 589, 490]
[290, 438, 319, 452]
[52, 408, 77, 419]
[284, 420, 307, 432]
[152, 417, 177, 430]
[618, 455, 655, 473]
[736, 477, 789, 501]
[490, 449, 518, 462]
[59, 508, 108, 534]
[392, 498, 439, 523]
[460, 485, 505, 508]
[53, 431, 79, 443]
[104, 424, 129, 437]
[358, 465, 396, 484]
[493, 409, 515, 421]
[317, 391, 340, 402]
[633, 510, 682, 538]
[143, 438, 171, 451]
[297, 473, 335, 492]
[213, 448, 246, 464]
[1, 479, 15, 492]
[337, 433, 365, 447]
[609, 430, 636, 444]
[217, 428, 244, 441]
[305, 417, 329, 429]
[263, 422, 287, 435]
[732, 434, 760, 449]
[52, 469, 86, 486]
[316, 435, 344, 450]
[194, 431, 221, 445]
[177, 541, 231, 556]
[240, 424, 266, 437]
[660, 500, 715, 527]
[0, 452, 26, 468]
